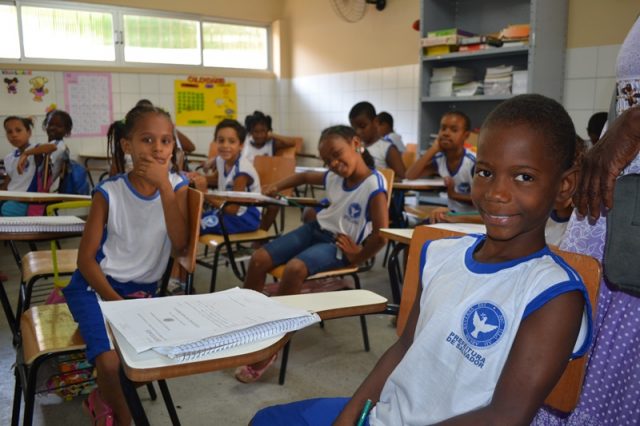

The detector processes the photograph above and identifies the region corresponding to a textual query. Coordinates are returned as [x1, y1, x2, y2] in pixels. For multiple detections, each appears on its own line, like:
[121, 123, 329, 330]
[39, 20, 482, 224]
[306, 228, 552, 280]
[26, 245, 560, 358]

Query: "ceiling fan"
[330, 0, 387, 23]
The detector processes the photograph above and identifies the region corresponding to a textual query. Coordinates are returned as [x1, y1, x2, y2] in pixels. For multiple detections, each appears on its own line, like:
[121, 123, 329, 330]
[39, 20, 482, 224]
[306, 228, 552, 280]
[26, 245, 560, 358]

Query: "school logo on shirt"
[346, 203, 362, 220]
[462, 302, 506, 348]
[457, 182, 471, 194]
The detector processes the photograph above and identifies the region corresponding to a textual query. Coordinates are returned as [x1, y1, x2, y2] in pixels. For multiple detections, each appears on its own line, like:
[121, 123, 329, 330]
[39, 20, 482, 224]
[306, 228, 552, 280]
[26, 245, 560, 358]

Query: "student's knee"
[301, 207, 317, 223]
[283, 259, 309, 281]
[95, 350, 121, 379]
[248, 248, 274, 272]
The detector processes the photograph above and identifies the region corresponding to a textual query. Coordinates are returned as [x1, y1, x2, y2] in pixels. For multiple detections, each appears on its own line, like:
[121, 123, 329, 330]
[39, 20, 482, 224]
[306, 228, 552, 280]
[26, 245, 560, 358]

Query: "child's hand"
[262, 183, 279, 197]
[137, 153, 170, 188]
[202, 158, 215, 173]
[429, 206, 450, 223]
[335, 233, 361, 264]
[17, 154, 28, 175]
[444, 176, 456, 196]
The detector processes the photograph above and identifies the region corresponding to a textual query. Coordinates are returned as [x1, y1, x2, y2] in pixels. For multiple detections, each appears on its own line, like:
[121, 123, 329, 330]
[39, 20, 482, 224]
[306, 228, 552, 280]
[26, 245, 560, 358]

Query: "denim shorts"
[263, 221, 350, 276]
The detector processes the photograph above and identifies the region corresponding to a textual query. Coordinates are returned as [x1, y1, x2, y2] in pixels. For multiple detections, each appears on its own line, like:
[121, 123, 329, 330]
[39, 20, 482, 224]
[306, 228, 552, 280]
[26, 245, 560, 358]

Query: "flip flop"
[234, 353, 278, 383]
[82, 388, 114, 426]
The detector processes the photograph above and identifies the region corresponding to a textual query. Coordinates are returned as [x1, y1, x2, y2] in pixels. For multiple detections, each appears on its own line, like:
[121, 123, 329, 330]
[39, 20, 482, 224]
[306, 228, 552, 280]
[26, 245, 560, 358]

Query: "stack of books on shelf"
[499, 23, 530, 47]
[453, 81, 484, 97]
[458, 35, 503, 52]
[430, 66, 475, 97]
[512, 70, 528, 95]
[421, 28, 475, 56]
[484, 65, 513, 96]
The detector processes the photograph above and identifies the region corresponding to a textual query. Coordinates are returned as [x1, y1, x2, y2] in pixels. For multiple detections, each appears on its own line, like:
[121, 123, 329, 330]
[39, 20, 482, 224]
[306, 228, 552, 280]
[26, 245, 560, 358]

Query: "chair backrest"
[405, 143, 417, 153]
[378, 168, 395, 208]
[207, 141, 218, 160]
[174, 187, 204, 274]
[398, 225, 601, 414]
[402, 150, 416, 169]
[275, 137, 304, 158]
[254, 156, 296, 196]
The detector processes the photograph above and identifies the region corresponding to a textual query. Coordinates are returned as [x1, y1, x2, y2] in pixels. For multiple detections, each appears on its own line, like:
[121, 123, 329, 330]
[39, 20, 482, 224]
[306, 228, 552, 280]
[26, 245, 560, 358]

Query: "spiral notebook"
[100, 287, 321, 362]
[0, 216, 85, 233]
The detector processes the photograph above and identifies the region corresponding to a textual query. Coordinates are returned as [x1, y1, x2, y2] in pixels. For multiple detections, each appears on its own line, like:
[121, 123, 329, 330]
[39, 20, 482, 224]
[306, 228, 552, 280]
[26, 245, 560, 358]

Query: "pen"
[356, 399, 372, 426]
[446, 210, 479, 216]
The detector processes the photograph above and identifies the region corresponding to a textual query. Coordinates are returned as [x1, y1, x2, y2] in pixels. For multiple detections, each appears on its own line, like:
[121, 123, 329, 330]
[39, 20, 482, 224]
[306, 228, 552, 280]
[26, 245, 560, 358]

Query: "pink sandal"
[234, 353, 278, 383]
[83, 388, 114, 426]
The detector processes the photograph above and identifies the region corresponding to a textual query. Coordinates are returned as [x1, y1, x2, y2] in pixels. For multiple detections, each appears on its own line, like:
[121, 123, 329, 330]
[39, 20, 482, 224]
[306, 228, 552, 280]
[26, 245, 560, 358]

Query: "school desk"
[393, 177, 445, 191]
[113, 289, 388, 426]
[78, 150, 110, 188]
[0, 190, 91, 203]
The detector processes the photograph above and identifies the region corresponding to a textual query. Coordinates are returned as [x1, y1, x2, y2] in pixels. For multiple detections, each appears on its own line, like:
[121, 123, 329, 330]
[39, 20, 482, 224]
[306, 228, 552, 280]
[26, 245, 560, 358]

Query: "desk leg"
[84, 158, 96, 189]
[0, 276, 16, 339]
[387, 243, 406, 305]
[119, 366, 150, 426]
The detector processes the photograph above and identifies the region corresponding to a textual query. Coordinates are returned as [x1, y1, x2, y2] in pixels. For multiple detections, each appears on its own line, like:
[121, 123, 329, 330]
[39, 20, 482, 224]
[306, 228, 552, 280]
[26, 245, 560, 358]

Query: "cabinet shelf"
[422, 46, 529, 62]
[422, 95, 512, 103]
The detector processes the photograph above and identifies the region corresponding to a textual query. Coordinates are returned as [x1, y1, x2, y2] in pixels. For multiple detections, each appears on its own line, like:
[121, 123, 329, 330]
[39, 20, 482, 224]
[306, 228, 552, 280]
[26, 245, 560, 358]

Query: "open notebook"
[0, 216, 85, 233]
[100, 287, 320, 362]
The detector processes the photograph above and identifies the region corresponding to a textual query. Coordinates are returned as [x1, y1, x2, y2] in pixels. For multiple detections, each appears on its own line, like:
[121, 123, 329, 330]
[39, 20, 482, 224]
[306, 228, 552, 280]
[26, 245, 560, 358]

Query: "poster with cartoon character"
[0, 70, 56, 115]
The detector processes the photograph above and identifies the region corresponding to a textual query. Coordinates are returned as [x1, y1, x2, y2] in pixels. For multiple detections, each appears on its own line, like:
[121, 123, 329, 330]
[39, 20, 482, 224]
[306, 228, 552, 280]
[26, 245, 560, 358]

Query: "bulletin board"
[63, 72, 113, 137]
[0, 70, 56, 115]
[174, 78, 237, 126]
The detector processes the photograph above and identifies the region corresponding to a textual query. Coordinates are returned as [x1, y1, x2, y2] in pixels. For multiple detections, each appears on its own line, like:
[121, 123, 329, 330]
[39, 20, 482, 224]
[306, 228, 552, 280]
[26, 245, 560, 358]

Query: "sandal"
[234, 353, 278, 383]
[82, 388, 115, 426]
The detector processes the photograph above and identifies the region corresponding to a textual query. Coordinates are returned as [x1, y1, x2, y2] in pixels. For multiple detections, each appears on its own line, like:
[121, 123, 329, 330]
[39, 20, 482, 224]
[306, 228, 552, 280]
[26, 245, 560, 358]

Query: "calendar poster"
[63, 72, 113, 137]
[1, 70, 56, 115]
[174, 78, 237, 126]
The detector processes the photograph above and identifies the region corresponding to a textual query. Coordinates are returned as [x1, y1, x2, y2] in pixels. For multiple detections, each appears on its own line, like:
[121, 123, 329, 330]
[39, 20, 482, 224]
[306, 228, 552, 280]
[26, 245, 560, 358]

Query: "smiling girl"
[63, 104, 188, 426]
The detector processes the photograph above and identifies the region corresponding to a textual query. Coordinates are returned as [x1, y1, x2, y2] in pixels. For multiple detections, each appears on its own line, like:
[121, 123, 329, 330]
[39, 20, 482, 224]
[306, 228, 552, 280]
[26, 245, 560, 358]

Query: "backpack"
[59, 160, 91, 195]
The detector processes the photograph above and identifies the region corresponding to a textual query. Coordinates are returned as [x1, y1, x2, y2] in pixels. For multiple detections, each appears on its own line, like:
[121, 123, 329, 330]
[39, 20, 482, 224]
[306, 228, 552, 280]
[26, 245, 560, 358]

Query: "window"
[0, 5, 20, 58]
[0, 2, 270, 71]
[21, 5, 115, 61]
[203, 22, 268, 70]
[123, 15, 201, 65]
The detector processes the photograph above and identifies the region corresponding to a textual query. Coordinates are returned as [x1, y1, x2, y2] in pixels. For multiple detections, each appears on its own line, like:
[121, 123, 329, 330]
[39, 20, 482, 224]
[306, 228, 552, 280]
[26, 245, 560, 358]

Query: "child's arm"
[261, 171, 325, 196]
[435, 291, 585, 425]
[271, 133, 298, 151]
[405, 140, 441, 180]
[77, 192, 124, 301]
[17, 144, 56, 174]
[138, 153, 189, 253]
[334, 285, 423, 425]
[335, 191, 388, 265]
[1, 176, 10, 190]
[207, 174, 252, 214]
[385, 146, 406, 180]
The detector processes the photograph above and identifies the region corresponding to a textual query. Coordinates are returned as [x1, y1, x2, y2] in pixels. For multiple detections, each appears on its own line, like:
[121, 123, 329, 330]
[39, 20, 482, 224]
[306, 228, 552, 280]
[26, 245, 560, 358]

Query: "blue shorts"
[252, 397, 369, 426]
[263, 221, 350, 276]
[62, 270, 157, 363]
[200, 206, 260, 235]
[0, 200, 28, 216]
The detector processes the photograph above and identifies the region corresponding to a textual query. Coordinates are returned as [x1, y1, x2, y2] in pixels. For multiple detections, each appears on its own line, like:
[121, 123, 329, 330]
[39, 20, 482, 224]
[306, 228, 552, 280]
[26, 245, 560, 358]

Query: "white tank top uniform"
[383, 132, 406, 153]
[4, 144, 38, 191]
[432, 148, 476, 213]
[316, 169, 387, 244]
[48, 139, 68, 182]
[94, 172, 188, 283]
[216, 154, 261, 216]
[242, 137, 275, 164]
[366, 138, 396, 170]
[545, 210, 571, 246]
[369, 235, 593, 425]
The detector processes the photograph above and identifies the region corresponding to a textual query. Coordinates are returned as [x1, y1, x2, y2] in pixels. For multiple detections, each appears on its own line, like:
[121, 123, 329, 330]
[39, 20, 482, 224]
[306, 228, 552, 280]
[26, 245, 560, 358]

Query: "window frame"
[0, 0, 272, 73]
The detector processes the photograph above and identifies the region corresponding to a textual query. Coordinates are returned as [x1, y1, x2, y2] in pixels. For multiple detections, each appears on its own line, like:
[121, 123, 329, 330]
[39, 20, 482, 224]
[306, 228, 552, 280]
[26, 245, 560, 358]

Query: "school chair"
[11, 187, 203, 426]
[274, 136, 304, 158]
[197, 155, 296, 293]
[0, 271, 16, 339]
[395, 225, 601, 415]
[271, 168, 394, 384]
[401, 148, 417, 169]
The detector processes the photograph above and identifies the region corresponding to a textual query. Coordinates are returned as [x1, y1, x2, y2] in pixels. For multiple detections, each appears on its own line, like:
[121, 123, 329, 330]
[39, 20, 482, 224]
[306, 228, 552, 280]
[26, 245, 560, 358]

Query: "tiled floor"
[0, 208, 398, 425]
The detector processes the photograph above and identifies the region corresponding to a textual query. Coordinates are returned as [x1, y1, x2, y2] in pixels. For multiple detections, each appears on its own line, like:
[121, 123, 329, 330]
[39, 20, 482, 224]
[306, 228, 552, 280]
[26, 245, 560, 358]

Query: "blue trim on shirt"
[341, 168, 375, 192]
[419, 240, 434, 291]
[464, 235, 553, 274]
[549, 209, 571, 223]
[322, 171, 329, 189]
[173, 174, 189, 191]
[522, 280, 593, 358]
[124, 173, 160, 201]
[234, 171, 254, 189]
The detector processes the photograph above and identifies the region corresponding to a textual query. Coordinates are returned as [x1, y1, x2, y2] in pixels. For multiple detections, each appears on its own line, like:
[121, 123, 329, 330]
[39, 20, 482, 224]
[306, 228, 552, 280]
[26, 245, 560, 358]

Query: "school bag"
[604, 173, 640, 294]
[59, 160, 91, 195]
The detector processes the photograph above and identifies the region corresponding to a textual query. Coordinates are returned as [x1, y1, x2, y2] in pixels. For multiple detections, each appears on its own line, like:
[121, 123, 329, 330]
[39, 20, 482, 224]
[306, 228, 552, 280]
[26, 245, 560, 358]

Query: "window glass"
[202, 22, 268, 69]
[21, 6, 115, 61]
[124, 15, 201, 65]
[0, 5, 20, 58]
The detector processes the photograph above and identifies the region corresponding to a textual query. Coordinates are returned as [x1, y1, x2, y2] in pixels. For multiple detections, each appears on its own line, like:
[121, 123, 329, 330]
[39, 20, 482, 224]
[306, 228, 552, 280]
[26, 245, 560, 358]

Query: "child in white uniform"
[242, 110, 298, 163]
[1, 116, 55, 216]
[63, 104, 189, 426]
[251, 94, 592, 426]
[42, 109, 72, 186]
[200, 119, 262, 235]
[236, 125, 389, 383]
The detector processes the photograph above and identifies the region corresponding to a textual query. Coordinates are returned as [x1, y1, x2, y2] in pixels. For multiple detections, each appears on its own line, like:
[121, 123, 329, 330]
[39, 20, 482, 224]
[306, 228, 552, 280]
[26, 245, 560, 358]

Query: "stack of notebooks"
[101, 287, 321, 362]
[421, 28, 475, 56]
[0, 216, 85, 233]
[512, 70, 528, 95]
[484, 65, 514, 96]
[430, 66, 475, 97]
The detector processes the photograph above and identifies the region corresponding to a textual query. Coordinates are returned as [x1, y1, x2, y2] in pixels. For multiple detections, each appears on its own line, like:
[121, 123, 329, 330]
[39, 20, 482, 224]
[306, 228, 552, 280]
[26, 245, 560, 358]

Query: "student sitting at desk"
[43, 109, 73, 185]
[375, 111, 406, 153]
[63, 104, 189, 426]
[199, 119, 262, 235]
[251, 94, 593, 426]
[1, 116, 56, 216]
[243, 110, 298, 163]
[406, 110, 476, 214]
[237, 125, 389, 383]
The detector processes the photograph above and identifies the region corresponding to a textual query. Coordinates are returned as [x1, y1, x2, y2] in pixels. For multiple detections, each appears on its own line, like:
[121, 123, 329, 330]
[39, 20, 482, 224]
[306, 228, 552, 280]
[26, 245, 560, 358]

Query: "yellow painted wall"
[280, 0, 420, 78]
[567, 0, 639, 48]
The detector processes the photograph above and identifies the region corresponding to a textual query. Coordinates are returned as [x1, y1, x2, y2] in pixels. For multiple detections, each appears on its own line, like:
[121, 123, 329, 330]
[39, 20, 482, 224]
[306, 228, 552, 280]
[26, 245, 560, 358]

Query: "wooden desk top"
[78, 151, 109, 160]
[113, 289, 387, 382]
[203, 191, 325, 208]
[380, 228, 414, 245]
[394, 178, 446, 191]
[0, 190, 91, 203]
